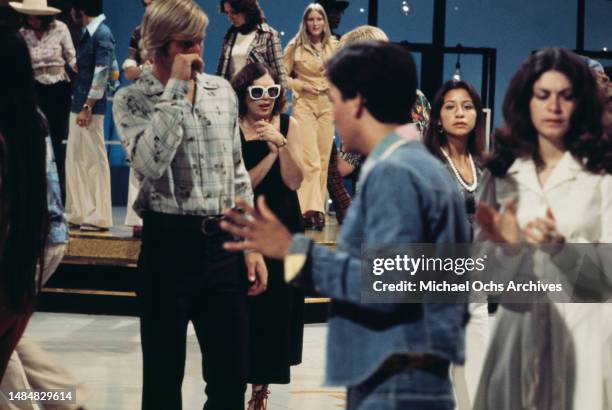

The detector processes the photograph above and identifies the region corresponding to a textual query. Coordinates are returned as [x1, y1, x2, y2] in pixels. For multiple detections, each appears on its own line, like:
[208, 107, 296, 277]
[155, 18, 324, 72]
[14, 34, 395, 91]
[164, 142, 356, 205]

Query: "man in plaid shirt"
[113, 0, 267, 408]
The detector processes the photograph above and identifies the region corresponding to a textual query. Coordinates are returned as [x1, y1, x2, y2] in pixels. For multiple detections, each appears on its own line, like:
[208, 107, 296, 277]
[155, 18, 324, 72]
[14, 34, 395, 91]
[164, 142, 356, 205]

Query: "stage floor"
[18, 312, 344, 409]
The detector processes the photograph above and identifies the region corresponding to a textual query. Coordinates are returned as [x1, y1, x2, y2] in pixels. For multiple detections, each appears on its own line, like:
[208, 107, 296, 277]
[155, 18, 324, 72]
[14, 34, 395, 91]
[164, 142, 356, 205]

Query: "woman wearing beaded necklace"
[425, 79, 488, 410]
[425, 80, 486, 227]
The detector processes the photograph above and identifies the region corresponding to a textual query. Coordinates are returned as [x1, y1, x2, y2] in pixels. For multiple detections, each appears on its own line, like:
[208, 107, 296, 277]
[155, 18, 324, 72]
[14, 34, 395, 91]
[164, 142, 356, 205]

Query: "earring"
[437, 122, 444, 134]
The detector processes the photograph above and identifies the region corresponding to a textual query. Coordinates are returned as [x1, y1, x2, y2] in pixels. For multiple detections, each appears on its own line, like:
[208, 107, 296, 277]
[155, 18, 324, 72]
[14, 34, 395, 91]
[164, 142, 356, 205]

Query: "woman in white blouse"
[12, 0, 76, 199]
[475, 48, 612, 410]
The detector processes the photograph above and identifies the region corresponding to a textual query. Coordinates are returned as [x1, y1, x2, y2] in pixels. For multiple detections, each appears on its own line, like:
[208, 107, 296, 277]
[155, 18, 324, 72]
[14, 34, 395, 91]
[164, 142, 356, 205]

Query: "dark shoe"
[313, 212, 325, 231]
[301, 211, 315, 229]
[132, 225, 143, 238]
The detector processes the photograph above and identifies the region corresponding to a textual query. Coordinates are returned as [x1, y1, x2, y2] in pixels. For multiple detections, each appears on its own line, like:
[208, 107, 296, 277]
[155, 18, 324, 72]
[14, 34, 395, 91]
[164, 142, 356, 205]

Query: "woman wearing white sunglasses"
[231, 62, 304, 410]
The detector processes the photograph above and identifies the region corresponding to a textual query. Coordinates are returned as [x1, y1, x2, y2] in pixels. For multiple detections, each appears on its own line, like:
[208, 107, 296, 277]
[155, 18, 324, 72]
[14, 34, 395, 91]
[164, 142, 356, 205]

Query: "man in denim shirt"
[222, 42, 470, 409]
[64, 0, 114, 231]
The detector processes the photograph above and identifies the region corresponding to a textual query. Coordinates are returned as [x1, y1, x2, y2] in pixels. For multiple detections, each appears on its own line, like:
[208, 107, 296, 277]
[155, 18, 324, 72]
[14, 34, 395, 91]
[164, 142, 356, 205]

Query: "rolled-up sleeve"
[87, 35, 114, 100]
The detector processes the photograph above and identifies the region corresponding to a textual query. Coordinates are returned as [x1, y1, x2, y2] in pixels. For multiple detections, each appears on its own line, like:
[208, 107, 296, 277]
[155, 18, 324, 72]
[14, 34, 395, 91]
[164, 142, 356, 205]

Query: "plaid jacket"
[216, 23, 288, 91]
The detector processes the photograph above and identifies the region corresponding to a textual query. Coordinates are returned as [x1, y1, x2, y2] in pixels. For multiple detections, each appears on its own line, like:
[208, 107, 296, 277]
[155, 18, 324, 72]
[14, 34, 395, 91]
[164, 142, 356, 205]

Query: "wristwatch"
[82, 104, 91, 111]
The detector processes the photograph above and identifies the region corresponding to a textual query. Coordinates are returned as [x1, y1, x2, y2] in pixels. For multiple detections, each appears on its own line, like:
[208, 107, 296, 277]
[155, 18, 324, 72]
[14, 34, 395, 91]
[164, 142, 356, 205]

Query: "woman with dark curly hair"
[474, 48, 612, 410]
[217, 0, 287, 91]
[231, 62, 304, 410]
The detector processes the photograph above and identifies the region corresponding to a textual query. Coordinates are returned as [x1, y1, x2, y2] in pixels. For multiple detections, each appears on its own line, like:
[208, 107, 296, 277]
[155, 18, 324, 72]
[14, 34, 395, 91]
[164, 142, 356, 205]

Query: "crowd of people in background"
[1, 0, 612, 409]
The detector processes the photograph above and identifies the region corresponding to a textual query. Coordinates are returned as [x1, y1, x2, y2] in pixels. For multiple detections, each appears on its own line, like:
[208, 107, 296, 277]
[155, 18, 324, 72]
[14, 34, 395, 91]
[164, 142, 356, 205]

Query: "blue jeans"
[347, 360, 454, 410]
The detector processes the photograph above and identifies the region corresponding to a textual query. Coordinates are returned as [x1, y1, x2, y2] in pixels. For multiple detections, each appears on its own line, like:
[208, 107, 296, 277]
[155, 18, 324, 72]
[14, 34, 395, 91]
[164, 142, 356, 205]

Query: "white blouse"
[478, 151, 612, 410]
[20, 20, 76, 85]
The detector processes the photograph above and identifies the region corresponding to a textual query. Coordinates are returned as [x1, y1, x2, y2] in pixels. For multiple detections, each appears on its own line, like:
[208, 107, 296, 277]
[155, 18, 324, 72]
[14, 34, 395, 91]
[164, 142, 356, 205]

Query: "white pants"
[124, 168, 142, 226]
[0, 244, 88, 410]
[65, 113, 113, 228]
[452, 302, 490, 410]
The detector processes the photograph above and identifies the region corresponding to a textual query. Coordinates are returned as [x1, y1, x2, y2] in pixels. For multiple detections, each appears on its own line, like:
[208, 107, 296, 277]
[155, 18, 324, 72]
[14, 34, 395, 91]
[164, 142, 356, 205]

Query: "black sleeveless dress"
[241, 114, 304, 384]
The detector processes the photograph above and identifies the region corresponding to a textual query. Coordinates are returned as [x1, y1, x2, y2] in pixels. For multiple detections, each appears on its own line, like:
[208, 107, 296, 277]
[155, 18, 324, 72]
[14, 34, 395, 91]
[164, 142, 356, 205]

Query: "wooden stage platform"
[40, 210, 340, 321]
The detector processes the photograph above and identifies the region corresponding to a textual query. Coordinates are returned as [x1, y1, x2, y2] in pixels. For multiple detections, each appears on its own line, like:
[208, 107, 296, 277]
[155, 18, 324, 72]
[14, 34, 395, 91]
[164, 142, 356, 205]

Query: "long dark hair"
[220, 0, 264, 33]
[425, 79, 486, 161]
[22, 15, 56, 32]
[0, 26, 48, 312]
[486, 47, 610, 177]
[231, 62, 286, 118]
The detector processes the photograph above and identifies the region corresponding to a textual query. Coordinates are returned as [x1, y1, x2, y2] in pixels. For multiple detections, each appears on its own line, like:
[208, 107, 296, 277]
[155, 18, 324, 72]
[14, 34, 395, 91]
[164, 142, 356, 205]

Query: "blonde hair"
[141, 0, 209, 62]
[289, 3, 332, 50]
[338, 25, 389, 49]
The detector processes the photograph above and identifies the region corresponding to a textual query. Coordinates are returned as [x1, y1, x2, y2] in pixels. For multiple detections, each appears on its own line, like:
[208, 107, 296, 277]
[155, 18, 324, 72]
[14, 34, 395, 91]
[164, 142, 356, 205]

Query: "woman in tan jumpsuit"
[284, 3, 337, 230]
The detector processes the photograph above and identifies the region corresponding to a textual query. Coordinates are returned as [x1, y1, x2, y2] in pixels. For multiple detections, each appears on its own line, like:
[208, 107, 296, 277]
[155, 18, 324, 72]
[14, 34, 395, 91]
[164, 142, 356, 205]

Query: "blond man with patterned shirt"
[112, 0, 267, 408]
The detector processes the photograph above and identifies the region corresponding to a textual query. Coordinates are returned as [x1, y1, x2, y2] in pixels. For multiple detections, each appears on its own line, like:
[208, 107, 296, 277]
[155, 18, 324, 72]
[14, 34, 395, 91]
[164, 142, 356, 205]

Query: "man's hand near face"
[170, 53, 204, 81]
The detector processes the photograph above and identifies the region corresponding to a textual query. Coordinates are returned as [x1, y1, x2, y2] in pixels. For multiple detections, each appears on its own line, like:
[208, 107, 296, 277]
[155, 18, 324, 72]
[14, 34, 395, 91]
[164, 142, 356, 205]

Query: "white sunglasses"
[247, 85, 281, 100]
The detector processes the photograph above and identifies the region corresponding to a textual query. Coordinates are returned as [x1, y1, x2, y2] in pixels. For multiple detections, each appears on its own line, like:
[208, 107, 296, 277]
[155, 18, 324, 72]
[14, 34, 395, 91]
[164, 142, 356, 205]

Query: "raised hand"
[221, 196, 293, 260]
[475, 200, 521, 244]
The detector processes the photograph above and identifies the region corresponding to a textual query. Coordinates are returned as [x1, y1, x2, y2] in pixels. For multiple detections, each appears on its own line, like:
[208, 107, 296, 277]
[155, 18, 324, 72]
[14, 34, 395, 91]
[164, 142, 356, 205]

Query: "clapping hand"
[475, 200, 521, 244]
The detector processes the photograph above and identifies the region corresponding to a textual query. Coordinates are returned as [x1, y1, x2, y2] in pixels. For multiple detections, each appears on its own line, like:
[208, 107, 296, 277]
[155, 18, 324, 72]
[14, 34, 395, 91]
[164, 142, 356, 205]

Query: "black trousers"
[139, 212, 249, 410]
[35, 81, 71, 201]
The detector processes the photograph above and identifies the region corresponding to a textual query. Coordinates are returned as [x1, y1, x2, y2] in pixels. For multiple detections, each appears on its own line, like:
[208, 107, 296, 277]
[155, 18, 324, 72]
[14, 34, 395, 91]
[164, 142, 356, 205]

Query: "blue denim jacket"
[71, 17, 115, 115]
[46, 136, 68, 245]
[289, 133, 470, 386]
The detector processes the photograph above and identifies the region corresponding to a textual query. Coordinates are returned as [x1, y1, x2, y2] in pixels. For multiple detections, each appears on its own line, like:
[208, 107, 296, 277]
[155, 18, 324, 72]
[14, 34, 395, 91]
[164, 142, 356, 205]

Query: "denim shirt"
[46, 136, 68, 244]
[288, 133, 470, 386]
[71, 16, 115, 115]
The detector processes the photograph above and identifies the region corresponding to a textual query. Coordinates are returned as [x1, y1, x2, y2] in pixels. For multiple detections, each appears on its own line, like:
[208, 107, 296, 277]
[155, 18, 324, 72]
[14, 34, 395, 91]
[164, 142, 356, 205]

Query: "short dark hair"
[231, 62, 286, 118]
[425, 80, 486, 161]
[219, 0, 264, 29]
[72, 0, 103, 17]
[486, 47, 611, 176]
[326, 41, 417, 124]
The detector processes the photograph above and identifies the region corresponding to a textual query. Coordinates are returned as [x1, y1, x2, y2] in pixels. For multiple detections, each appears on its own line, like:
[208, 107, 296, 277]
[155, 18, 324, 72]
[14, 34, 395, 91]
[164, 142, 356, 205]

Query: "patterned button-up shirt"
[112, 69, 253, 216]
[20, 20, 76, 85]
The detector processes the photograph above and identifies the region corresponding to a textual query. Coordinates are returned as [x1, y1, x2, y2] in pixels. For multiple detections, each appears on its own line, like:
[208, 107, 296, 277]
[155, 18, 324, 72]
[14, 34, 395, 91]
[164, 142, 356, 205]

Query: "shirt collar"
[85, 14, 106, 37]
[368, 132, 403, 161]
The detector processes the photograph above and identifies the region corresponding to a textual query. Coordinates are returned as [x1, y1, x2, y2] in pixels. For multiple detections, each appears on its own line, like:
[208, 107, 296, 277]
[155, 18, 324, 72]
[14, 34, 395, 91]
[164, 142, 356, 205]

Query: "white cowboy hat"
[9, 0, 61, 16]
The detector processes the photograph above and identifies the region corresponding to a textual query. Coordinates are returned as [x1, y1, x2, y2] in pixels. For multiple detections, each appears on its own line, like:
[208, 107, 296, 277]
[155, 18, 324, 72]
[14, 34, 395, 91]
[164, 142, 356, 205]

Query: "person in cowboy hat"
[9, 0, 76, 203]
[316, 0, 348, 38]
[9, 0, 60, 15]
